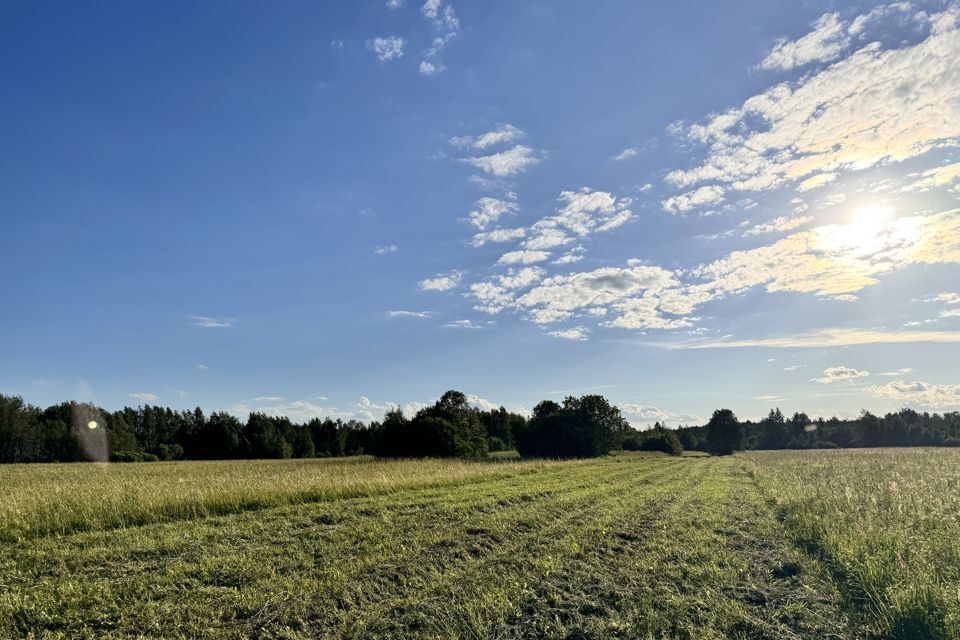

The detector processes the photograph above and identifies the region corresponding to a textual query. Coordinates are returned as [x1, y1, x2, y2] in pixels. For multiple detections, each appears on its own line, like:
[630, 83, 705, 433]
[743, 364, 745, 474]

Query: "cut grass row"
[0, 454, 851, 639]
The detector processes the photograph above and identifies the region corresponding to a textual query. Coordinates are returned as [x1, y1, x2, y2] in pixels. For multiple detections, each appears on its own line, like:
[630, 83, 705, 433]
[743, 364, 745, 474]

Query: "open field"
[1, 450, 957, 638]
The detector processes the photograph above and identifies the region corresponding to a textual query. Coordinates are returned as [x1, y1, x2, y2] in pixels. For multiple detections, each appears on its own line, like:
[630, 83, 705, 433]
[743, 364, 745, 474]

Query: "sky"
[1, 0, 959, 427]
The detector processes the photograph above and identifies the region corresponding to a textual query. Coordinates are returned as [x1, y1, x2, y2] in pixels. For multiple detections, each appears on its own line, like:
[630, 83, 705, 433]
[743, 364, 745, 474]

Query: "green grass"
[2, 450, 956, 638]
[744, 448, 960, 639]
[0, 456, 553, 543]
[0, 453, 851, 639]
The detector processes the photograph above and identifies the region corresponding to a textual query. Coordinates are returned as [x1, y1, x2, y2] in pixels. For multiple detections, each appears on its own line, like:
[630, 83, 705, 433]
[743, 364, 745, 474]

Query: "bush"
[488, 436, 508, 452]
[621, 432, 644, 451]
[110, 451, 159, 463]
[639, 429, 683, 456]
[156, 443, 185, 461]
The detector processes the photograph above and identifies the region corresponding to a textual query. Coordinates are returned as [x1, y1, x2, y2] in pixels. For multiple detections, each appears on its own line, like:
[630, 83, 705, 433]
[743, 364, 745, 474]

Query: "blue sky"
[2, 0, 959, 426]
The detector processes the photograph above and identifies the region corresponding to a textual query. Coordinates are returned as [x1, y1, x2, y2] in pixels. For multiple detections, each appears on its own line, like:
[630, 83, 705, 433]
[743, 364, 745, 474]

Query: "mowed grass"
[0, 454, 852, 639]
[745, 448, 960, 639]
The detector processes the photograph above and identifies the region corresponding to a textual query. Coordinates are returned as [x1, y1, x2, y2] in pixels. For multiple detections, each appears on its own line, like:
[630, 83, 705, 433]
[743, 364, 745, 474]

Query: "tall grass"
[0, 456, 550, 542]
[745, 448, 960, 639]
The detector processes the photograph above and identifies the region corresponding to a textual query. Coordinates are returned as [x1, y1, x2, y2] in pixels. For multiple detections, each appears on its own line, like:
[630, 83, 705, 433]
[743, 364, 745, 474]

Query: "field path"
[0, 455, 857, 639]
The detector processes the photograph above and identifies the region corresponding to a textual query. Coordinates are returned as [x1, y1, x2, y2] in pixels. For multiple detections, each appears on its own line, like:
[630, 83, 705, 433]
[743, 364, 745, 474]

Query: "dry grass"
[745, 448, 960, 639]
[0, 456, 551, 542]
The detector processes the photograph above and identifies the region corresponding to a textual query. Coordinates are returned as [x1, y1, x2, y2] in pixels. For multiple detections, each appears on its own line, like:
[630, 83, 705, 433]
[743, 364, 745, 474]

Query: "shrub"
[488, 436, 508, 452]
[639, 429, 683, 456]
[109, 451, 159, 462]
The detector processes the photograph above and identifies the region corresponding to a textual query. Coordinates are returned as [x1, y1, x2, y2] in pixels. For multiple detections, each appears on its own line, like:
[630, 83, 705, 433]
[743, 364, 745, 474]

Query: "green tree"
[517, 395, 629, 458]
[706, 409, 743, 456]
[244, 413, 292, 459]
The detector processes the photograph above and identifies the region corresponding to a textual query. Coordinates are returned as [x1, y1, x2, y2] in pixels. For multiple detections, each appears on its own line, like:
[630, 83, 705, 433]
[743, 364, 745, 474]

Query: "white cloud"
[613, 147, 638, 161]
[190, 316, 235, 328]
[675, 327, 960, 349]
[797, 172, 838, 192]
[514, 265, 682, 327]
[419, 61, 441, 75]
[464, 145, 540, 177]
[760, 12, 851, 71]
[621, 404, 701, 426]
[461, 202, 960, 338]
[692, 209, 960, 299]
[548, 326, 589, 341]
[195, 364, 208, 371]
[497, 250, 551, 265]
[375, 244, 398, 255]
[469, 267, 545, 314]
[524, 228, 573, 250]
[128, 392, 159, 403]
[387, 310, 432, 318]
[667, 10, 960, 195]
[466, 394, 500, 411]
[552, 253, 584, 266]
[929, 292, 960, 305]
[879, 368, 914, 376]
[368, 36, 405, 61]
[445, 319, 482, 329]
[742, 215, 813, 237]
[466, 196, 518, 230]
[849, 2, 930, 37]
[418, 269, 466, 291]
[421, 0, 441, 18]
[386, 0, 403, 8]
[452, 124, 523, 151]
[813, 366, 870, 384]
[662, 185, 725, 213]
[525, 188, 633, 249]
[866, 380, 960, 407]
[902, 162, 960, 192]
[469, 227, 526, 247]
[419, 0, 459, 74]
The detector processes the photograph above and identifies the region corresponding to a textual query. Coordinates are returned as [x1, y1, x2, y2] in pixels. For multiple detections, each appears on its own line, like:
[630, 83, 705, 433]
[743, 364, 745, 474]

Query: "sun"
[818, 203, 898, 257]
[851, 204, 896, 230]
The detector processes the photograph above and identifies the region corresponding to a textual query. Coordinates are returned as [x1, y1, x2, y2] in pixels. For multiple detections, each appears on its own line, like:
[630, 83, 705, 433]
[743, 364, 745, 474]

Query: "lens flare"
[87, 420, 98, 430]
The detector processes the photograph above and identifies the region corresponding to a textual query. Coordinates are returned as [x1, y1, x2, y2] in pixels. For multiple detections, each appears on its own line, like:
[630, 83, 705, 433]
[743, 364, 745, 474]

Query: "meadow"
[1, 450, 957, 638]
[745, 449, 960, 639]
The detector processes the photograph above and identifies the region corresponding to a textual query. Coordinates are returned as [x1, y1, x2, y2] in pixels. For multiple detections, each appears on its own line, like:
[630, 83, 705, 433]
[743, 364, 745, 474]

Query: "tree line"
[1, 391, 958, 464]
[0, 391, 635, 463]
[674, 407, 960, 453]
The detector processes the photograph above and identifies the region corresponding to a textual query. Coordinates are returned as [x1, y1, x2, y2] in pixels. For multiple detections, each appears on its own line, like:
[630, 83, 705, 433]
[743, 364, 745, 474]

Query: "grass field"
[1, 450, 957, 639]
[745, 449, 960, 639]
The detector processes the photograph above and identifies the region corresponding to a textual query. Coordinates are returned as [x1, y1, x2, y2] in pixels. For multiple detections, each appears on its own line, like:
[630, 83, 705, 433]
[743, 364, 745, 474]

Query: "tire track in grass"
[501, 457, 854, 639]
[319, 457, 690, 639]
